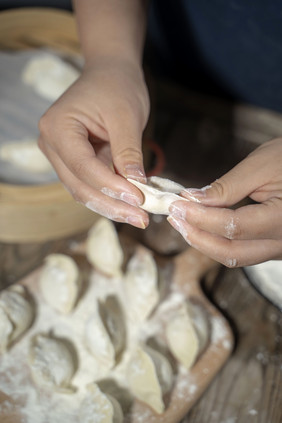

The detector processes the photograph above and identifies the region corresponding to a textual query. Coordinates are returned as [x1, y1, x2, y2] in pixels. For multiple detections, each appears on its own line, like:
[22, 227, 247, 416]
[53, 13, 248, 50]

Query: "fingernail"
[124, 164, 146, 182]
[127, 215, 147, 229]
[121, 192, 143, 207]
[183, 185, 212, 202]
[169, 204, 186, 219]
[167, 216, 190, 244]
[101, 187, 142, 206]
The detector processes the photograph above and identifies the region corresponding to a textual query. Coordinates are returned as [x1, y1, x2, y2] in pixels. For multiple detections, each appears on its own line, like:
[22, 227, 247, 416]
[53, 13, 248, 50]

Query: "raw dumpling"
[28, 333, 77, 393]
[39, 254, 81, 314]
[189, 302, 210, 354]
[0, 285, 35, 353]
[86, 218, 124, 277]
[84, 303, 116, 368]
[165, 302, 199, 369]
[0, 307, 13, 354]
[98, 296, 126, 363]
[79, 383, 123, 423]
[145, 346, 174, 396]
[22, 53, 80, 101]
[0, 139, 53, 173]
[127, 346, 164, 414]
[124, 247, 159, 321]
[127, 176, 188, 215]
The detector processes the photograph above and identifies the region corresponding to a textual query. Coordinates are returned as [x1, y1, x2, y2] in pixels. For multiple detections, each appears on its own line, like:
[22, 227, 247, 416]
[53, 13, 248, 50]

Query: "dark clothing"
[147, 0, 282, 112]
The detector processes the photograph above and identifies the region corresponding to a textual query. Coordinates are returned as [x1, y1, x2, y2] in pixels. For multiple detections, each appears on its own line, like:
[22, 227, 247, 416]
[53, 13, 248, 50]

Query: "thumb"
[109, 115, 146, 182]
[182, 153, 265, 207]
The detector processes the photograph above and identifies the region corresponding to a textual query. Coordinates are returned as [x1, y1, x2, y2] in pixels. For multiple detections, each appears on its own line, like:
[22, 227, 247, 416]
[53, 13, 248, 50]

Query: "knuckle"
[38, 112, 51, 135]
[212, 179, 232, 205]
[224, 256, 239, 268]
[224, 213, 241, 240]
[114, 146, 143, 163]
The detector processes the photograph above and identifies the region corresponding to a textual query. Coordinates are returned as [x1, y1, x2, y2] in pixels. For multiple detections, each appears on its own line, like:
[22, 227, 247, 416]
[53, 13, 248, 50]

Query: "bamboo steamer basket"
[0, 8, 99, 243]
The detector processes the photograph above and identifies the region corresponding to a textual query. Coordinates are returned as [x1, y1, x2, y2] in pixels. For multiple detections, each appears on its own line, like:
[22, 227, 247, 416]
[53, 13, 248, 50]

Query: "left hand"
[167, 138, 282, 267]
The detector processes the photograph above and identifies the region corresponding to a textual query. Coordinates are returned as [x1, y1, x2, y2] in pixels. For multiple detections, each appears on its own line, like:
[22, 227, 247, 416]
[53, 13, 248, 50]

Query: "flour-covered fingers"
[169, 199, 282, 241]
[38, 139, 149, 228]
[167, 216, 282, 267]
[38, 134, 145, 209]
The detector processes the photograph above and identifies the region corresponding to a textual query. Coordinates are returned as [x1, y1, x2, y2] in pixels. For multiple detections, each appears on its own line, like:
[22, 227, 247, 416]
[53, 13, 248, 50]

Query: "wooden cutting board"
[0, 242, 234, 423]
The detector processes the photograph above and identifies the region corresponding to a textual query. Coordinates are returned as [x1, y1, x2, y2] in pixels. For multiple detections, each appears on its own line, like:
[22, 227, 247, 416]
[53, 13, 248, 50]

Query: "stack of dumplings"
[0, 216, 210, 421]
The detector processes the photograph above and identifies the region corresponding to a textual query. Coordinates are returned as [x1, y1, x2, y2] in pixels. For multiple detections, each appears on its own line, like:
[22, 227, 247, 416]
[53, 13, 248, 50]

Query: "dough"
[165, 302, 199, 369]
[0, 139, 53, 173]
[98, 296, 126, 363]
[39, 254, 81, 314]
[127, 176, 188, 215]
[84, 305, 116, 368]
[0, 285, 35, 353]
[145, 346, 173, 395]
[124, 247, 159, 321]
[28, 333, 77, 393]
[79, 383, 123, 423]
[22, 53, 80, 102]
[86, 218, 124, 277]
[0, 307, 13, 354]
[127, 346, 164, 414]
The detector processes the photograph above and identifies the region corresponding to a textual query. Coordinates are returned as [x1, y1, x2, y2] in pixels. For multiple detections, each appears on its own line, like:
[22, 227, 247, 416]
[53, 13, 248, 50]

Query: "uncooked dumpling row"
[0, 285, 35, 353]
[39, 254, 81, 314]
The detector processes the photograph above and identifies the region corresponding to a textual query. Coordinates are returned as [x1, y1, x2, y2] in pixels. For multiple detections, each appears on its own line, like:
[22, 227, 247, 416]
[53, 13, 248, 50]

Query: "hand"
[168, 138, 282, 267]
[38, 58, 150, 229]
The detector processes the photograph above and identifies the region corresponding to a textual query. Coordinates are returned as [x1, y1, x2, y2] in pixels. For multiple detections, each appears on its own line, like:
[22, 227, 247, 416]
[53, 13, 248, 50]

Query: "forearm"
[73, 0, 148, 67]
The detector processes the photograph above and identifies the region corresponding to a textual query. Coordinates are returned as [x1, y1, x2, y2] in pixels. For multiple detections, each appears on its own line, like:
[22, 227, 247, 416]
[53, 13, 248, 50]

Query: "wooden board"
[0, 243, 233, 423]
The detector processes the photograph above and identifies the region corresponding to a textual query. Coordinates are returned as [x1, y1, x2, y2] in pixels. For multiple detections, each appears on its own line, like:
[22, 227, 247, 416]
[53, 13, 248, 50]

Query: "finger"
[38, 128, 145, 208]
[167, 216, 282, 267]
[169, 199, 282, 241]
[182, 148, 272, 207]
[108, 110, 146, 182]
[39, 138, 149, 229]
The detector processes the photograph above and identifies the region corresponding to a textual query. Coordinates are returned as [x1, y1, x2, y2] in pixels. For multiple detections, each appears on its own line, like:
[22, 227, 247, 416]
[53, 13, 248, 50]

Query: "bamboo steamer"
[0, 8, 98, 243]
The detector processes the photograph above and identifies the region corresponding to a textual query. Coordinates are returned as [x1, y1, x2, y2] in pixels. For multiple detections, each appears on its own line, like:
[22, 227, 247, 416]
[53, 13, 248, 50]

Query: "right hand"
[38, 57, 150, 229]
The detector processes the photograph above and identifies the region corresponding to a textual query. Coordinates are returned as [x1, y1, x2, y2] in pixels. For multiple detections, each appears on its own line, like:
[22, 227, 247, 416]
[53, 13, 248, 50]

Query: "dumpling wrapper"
[165, 302, 199, 370]
[0, 139, 53, 173]
[145, 346, 173, 395]
[98, 296, 126, 363]
[127, 346, 165, 414]
[22, 53, 80, 102]
[84, 306, 116, 368]
[79, 383, 123, 423]
[28, 334, 77, 393]
[0, 285, 35, 353]
[127, 176, 189, 215]
[125, 247, 159, 322]
[86, 218, 124, 277]
[39, 254, 81, 314]
[0, 306, 13, 354]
